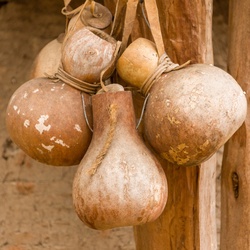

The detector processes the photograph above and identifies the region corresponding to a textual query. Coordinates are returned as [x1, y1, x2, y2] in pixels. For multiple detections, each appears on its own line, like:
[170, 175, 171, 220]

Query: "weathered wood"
[132, 0, 216, 249]
[156, 0, 214, 64]
[134, 154, 217, 250]
[220, 0, 250, 249]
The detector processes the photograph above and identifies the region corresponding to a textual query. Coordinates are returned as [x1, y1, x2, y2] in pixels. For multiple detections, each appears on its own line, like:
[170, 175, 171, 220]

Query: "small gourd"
[116, 38, 159, 88]
[61, 26, 117, 83]
[67, 2, 112, 33]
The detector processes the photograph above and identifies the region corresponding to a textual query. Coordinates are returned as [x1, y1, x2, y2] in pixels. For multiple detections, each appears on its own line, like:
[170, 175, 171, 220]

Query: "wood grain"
[133, 0, 216, 249]
[220, 0, 250, 249]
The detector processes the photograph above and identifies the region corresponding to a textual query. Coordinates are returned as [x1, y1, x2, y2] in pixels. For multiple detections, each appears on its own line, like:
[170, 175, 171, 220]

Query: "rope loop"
[140, 53, 191, 96]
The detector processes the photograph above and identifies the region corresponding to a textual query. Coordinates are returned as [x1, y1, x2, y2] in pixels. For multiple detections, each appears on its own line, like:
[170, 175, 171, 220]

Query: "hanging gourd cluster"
[6, 0, 247, 230]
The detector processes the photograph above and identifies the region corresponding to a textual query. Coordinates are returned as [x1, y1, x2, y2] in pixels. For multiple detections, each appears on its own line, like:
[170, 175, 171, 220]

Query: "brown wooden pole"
[220, 0, 250, 249]
[133, 0, 217, 249]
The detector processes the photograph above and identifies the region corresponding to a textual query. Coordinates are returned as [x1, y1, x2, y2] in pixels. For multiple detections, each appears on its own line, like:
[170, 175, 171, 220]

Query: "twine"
[46, 66, 100, 94]
[140, 53, 191, 96]
[62, 0, 92, 33]
[88, 104, 117, 175]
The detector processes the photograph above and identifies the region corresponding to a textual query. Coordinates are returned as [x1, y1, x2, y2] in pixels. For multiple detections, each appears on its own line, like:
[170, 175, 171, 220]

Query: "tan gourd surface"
[116, 38, 159, 88]
[73, 90, 168, 230]
[6, 77, 92, 166]
[30, 34, 64, 78]
[144, 63, 247, 166]
[61, 27, 116, 83]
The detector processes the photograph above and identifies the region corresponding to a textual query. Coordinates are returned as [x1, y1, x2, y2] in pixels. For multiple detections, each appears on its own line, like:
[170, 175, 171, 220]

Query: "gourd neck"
[91, 91, 137, 132]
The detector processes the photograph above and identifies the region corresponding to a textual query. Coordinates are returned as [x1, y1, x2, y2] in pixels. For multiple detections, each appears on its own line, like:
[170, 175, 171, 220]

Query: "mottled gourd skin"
[73, 91, 168, 230]
[6, 77, 92, 166]
[30, 35, 63, 79]
[144, 64, 247, 167]
[116, 38, 159, 88]
[61, 27, 116, 83]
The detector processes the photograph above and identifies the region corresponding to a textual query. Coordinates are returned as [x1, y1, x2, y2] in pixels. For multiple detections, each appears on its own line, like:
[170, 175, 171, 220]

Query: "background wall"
[0, 0, 227, 249]
[0, 1, 135, 249]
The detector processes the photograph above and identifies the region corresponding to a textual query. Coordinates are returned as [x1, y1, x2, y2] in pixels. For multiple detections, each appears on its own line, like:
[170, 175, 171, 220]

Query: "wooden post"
[131, 0, 216, 249]
[220, 0, 250, 249]
[134, 156, 217, 250]
[133, 0, 217, 249]
[104, 0, 217, 249]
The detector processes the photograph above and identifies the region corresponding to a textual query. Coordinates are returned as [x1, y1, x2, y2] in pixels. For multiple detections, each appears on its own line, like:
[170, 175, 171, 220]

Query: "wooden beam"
[133, 0, 217, 249]
[220, 0, 250, 249]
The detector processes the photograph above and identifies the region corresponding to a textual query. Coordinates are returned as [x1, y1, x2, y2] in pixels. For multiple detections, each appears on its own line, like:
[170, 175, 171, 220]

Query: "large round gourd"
[144, 64, 247, 166]
[6, 77, 92, 166]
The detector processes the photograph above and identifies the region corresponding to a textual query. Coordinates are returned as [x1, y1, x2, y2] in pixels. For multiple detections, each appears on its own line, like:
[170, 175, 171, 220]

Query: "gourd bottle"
[73, 85, 168, 230]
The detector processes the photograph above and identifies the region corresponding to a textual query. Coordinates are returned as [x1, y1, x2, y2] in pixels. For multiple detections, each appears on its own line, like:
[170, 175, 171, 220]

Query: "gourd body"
[144, 64, 247, 166]
[30, 34, 64, 78]
[61, 27, 116, 83]
[6, 77, 92, 166]
[73, 91, 168, 230]
[116, 38, 159, 88]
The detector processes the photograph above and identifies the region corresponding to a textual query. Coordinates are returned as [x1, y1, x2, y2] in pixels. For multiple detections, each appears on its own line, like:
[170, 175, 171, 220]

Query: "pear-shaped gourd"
[144, 64, 247, 166]
[6, 77, 92, 166]
[61, 27, 117, 83]
[67, 2, 112, 33]
[73, 86, 168, 230]
[30, 33, 64, 78]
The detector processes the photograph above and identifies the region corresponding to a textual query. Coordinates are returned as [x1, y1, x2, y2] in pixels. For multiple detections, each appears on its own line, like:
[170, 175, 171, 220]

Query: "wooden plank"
[220, 0, 250, 249]
[132, 0, 216, 249]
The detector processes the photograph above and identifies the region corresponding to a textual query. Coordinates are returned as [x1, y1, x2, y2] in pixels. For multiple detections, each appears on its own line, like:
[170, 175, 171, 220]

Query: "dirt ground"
[0, 0, 227, 249]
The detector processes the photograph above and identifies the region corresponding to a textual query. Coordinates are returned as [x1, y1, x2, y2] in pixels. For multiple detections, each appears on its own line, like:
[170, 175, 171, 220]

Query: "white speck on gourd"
[35, 115, 51, 134]
[41, 143, 54, 151]
[74, 124, 82, 132]
[24, 120, 30, 128]
[32, 89, 39, 93]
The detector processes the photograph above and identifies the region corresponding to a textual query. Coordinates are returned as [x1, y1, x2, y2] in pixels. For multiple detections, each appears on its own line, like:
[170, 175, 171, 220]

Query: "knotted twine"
[88, 103, 117, 175]
[61, 0, 99, 33]
[140, 53, 190, 96]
